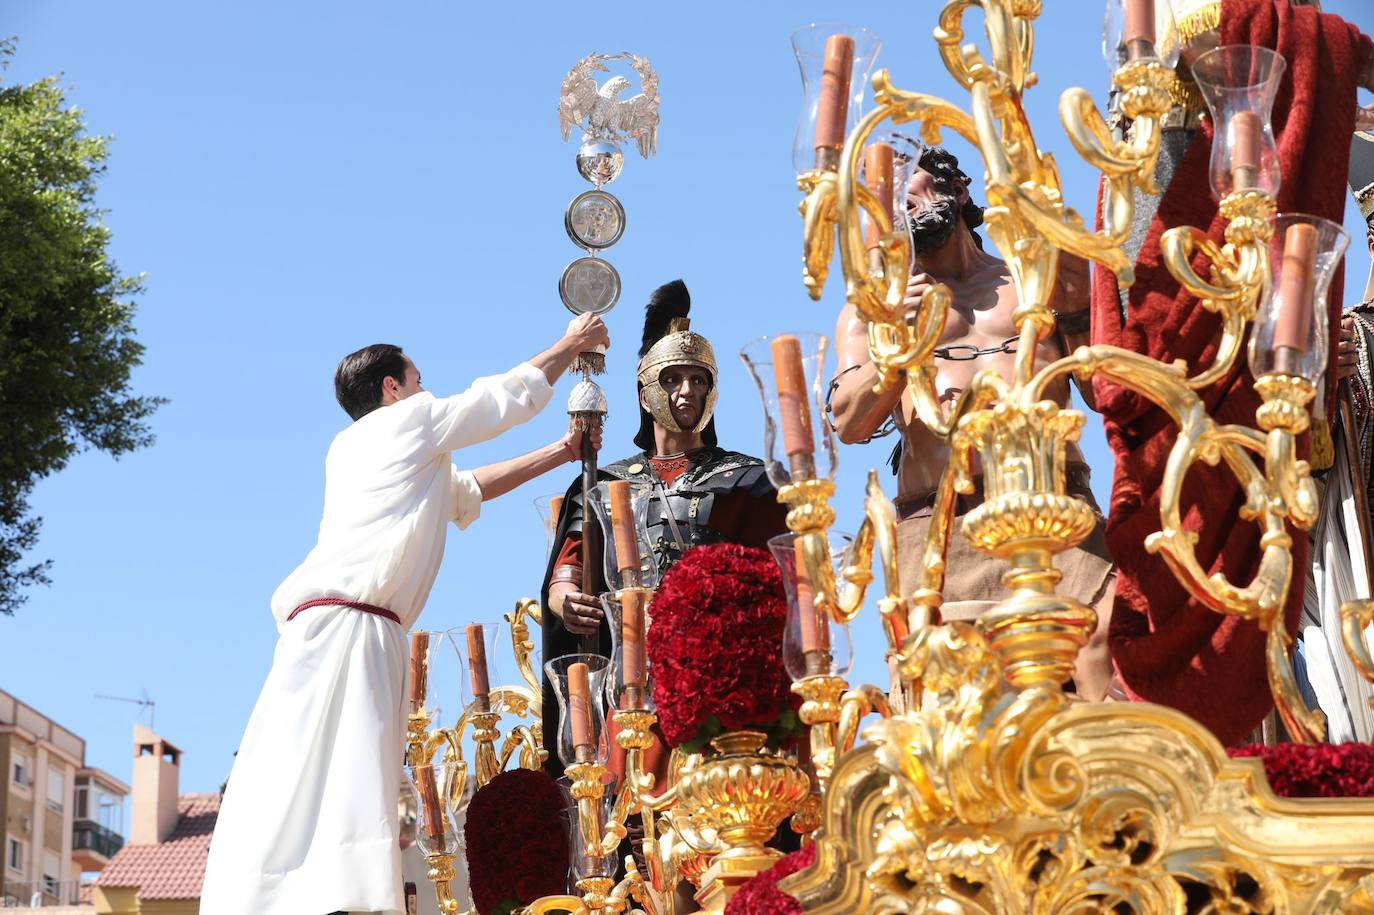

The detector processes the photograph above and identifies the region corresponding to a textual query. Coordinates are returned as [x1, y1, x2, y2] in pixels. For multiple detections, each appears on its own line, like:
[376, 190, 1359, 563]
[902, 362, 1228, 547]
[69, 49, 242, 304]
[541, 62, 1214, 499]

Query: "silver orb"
[576, 140, 624, 186]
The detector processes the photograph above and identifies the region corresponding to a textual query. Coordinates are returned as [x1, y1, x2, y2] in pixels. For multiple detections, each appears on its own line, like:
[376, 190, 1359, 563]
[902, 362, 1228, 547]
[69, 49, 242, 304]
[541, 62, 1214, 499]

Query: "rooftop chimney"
[130, 724, 181, 844]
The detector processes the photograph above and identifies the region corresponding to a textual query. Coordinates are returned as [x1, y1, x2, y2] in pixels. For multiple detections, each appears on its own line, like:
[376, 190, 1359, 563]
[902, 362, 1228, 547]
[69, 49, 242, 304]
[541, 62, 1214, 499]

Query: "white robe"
[202, 362, 553, 915]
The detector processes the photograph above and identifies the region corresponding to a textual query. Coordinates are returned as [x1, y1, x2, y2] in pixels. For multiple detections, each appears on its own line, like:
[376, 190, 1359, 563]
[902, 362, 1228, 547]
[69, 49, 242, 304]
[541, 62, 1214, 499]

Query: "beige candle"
[414, 764, 446, 848]
[568, 662, 593, 749]
[814, 35, 855, 169]
[1124, 0, 1155, 60]
[465, 623, 489, 699]
[1230, 112, 1261, 191]
[1273, 223, 1319, 355]
[794, 539, 824, 654]
[864, 142, 895, 251]
[771, 335, 817, 479]
[621, 590, 646, 690]
[607, 480, 640, 578]
[409, 631, 429, 703]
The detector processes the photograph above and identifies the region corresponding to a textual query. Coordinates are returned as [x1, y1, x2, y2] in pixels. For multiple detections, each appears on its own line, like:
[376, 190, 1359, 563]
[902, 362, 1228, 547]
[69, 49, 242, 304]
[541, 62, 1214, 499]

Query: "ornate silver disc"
[564, 189, 626, 251]
[558, 256, 621, 315]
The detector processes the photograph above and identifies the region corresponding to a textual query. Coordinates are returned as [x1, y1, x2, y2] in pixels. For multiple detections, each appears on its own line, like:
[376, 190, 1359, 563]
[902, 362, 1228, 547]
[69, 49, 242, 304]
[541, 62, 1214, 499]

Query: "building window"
[6, 837, 22, 874]
[42, 850, 59, 895]
[46, 765, 64, 812]
[13, 753, 31, 789]
[74, 783, 88, 819]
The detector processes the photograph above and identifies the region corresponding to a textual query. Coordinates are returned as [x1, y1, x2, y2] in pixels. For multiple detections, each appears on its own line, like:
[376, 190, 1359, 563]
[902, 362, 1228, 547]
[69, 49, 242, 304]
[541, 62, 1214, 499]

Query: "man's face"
[654, 365, 711, 432]
[905, 166, 968, 256]
[384, 357, 424, 404]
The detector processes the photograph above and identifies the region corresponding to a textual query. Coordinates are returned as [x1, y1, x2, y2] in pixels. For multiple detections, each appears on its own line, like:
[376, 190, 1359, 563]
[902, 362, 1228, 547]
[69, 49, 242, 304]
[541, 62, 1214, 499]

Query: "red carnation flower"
[1229, 742, 1374, 798]
[464, 768, 570, 914]
[648, 544, 798, 748]
[725, 843, 816, 915]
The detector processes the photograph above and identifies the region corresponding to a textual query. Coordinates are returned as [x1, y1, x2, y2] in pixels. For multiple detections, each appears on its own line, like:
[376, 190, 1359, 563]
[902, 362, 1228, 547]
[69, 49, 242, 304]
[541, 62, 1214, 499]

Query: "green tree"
[0, 40, 163, 614]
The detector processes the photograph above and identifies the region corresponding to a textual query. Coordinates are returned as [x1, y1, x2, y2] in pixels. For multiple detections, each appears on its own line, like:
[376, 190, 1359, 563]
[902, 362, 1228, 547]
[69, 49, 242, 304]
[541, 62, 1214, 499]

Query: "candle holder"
[740, 332, 838, 491]
[791, 24, 882, 177]
[769, 532, 854, 682]
[545, 654, 611, 768]
[586, 481, 661, 591]
[603, 588, 655, 711]
[1192, 44, 1285, 199]
[1101, 0, 1181, 70]
[406, 760, 465, 914]
[535, 492, 567, 556]
[406, 629, 450, 767]
[1248, 213, 1350, 384]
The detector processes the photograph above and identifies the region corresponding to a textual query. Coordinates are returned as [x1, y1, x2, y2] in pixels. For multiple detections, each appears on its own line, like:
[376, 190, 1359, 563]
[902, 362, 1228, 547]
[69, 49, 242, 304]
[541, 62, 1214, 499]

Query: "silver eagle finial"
[558, 52, 660, 159]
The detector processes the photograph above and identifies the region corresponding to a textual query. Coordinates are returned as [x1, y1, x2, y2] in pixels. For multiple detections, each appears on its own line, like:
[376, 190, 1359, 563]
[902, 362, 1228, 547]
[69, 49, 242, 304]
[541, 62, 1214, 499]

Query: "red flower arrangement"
[724, 843, 816, 915]
[1229, 742, 1374, 798]
[464, 768, 570, 915]
[648, 543, 800, 750]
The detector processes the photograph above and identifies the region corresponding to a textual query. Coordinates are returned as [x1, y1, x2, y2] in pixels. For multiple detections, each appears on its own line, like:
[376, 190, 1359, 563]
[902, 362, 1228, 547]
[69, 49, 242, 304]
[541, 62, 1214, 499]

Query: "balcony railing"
[72, 820, 123, 860]
[0, 878, 85, 906]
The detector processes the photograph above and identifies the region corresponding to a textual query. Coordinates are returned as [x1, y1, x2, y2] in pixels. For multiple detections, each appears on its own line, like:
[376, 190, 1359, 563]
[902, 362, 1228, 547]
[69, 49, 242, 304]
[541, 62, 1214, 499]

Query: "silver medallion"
[564, 189, 626, 250]
[559, 256, 621, 315]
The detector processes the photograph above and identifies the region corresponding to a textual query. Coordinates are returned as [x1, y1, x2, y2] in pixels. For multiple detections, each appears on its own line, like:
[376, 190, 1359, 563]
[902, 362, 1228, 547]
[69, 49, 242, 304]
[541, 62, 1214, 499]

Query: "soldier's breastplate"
[646, 487, 722, 574]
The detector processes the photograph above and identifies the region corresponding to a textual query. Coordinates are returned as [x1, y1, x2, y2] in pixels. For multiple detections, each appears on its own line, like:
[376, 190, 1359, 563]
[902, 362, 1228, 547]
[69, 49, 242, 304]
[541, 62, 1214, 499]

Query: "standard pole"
[580, 426, 603, 653]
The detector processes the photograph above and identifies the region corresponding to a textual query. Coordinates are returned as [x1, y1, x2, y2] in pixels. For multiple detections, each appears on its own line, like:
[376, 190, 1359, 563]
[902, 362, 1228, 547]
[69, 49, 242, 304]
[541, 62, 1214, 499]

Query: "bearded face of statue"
[906, 171, 966, 256]
[904, 147, 986, 257]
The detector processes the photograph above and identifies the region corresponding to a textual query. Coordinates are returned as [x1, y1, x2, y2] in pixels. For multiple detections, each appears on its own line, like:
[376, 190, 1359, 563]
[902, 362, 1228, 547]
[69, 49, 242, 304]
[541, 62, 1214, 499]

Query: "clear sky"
[3, 0, 1371, 795]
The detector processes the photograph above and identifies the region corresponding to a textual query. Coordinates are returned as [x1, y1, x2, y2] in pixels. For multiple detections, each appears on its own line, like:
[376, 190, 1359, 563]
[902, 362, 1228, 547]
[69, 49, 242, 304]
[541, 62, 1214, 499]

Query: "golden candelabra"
[407, 600, 548, 914]
[526, 580, 812, 915]
[768, 2, 1374, 912]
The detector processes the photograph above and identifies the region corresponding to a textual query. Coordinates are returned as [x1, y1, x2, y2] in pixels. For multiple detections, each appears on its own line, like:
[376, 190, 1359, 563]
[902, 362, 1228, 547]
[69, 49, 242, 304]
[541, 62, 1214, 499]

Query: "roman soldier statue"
[540, 278, 789, 775]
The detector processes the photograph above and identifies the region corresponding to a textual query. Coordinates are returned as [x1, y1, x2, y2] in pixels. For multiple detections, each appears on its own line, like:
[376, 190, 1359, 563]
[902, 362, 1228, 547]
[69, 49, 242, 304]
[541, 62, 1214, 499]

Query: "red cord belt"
[287, 597, 401, 625]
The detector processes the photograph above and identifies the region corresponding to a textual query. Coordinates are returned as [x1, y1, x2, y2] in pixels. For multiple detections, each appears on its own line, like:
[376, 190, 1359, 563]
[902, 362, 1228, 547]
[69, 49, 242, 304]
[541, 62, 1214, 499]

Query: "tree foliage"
[0, 40, 163, 614]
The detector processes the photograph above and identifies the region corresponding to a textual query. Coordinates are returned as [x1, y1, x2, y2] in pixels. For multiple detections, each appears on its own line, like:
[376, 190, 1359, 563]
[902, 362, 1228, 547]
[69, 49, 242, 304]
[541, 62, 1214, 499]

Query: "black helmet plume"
[639, 279, 691, 358]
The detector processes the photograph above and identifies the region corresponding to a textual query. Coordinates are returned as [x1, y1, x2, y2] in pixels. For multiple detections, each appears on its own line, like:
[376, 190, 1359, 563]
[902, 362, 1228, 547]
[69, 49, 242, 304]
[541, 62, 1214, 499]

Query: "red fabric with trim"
[1090, 0, 1372, 744]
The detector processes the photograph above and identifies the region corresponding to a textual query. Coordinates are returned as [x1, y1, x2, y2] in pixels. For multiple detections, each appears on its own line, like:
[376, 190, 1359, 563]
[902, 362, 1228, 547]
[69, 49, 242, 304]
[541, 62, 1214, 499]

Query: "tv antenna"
[95, 690, 156, 730]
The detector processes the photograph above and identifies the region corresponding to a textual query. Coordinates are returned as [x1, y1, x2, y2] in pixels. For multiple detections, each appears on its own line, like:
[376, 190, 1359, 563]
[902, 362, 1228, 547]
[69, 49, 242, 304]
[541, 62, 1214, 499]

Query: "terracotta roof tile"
[94, 793, 220, 900]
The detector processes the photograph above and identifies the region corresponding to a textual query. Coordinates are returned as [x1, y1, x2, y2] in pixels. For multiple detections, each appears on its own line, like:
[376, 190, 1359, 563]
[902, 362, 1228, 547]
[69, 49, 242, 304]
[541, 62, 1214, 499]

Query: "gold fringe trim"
[1176, 3, 1221, 48]
[1168, 74, 1205, 114]
[1311, 412, 1335, 471]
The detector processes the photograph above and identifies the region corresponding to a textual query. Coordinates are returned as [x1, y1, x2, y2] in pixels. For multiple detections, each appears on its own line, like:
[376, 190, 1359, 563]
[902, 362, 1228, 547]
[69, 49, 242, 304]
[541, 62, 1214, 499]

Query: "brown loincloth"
[895, 462, 1115, 622]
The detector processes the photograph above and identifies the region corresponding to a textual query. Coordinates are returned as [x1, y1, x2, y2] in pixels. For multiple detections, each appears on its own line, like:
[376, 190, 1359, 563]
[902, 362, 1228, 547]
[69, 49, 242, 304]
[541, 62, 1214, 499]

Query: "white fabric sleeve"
[428, 361, 554, 453]
[450, 466, 483, 530]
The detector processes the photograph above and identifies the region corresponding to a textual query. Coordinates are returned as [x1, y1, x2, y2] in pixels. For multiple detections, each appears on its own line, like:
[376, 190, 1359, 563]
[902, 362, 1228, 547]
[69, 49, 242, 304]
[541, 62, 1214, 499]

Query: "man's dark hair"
[918, 146, 986, 235]
[334, 344, 408, 420]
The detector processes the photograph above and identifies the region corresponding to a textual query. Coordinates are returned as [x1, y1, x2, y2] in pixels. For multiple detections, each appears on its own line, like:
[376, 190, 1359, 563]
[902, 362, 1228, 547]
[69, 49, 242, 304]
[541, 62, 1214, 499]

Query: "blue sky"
[4, 1, 1370, 795]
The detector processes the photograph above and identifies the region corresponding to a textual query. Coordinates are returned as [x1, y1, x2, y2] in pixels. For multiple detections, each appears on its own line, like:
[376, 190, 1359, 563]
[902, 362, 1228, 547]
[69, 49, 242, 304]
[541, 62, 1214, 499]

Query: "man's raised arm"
[428, 314, 610, 453]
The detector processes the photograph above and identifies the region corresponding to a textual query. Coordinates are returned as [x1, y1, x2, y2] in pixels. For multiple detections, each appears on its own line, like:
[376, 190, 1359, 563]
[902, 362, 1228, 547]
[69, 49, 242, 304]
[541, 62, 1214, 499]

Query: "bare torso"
[835, 255, 1080, 498]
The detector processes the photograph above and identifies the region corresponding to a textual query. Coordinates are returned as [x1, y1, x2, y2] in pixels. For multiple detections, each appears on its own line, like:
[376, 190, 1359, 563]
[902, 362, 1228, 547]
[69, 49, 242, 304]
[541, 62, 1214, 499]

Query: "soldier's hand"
[904, 272, 935, 325]
[1338, 315, 1359, 380]
[565, 313, 611, 353]
[550, 582, 604, 635]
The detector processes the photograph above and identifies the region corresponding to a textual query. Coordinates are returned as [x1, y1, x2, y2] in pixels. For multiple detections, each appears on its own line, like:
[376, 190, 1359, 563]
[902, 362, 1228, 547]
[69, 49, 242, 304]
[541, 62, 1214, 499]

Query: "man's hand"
[549, 581, 604, 635]
[1338, 315, 1359, 380]
[564, 313, 611, 354]
[904, 272, 936, 324]
[560, 424, 603, 461]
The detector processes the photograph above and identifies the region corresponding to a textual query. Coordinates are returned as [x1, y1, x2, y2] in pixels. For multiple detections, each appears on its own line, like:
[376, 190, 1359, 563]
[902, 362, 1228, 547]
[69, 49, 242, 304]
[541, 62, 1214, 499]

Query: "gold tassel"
[1311, 412, 1335, 471]
[1175, 2, 1221, 47]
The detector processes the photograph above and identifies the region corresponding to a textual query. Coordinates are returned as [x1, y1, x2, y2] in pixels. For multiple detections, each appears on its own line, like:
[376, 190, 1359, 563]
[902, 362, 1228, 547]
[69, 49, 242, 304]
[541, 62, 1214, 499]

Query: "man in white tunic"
[202, 314, 609, 915]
